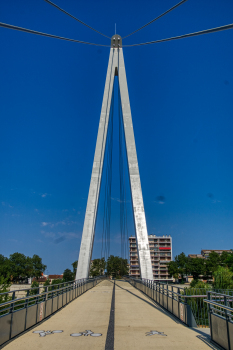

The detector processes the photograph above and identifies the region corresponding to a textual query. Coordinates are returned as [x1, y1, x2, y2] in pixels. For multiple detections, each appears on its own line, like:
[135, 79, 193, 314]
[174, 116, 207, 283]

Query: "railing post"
[24, 289, 30, 330]
[224, 295, 230, 350]
[171, 286, 174, 313]
[9, 291, 15, 339]
[207, 291, 212, 338]
[178, 287, 180, 319]
[158, 282, 160, 305]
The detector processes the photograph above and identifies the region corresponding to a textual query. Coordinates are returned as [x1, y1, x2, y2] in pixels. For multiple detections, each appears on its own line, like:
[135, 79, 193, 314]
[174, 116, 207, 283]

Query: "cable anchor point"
[111, 34, 122, 48]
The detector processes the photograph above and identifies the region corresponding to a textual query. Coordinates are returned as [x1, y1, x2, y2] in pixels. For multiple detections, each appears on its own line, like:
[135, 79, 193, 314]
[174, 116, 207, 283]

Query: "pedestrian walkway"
[114, 281, 214, 350]
[2, 280, 218, 350]
[3, 280, 113, 350]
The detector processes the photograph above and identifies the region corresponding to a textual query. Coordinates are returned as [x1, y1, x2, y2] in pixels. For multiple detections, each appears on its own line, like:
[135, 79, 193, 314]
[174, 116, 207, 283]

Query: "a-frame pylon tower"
[76, 35, 153, 280]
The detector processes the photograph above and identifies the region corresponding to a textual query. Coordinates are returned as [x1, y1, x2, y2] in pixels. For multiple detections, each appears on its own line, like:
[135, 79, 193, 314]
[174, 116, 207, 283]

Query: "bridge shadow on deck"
[115, 281, 220, 349]
[115, 281, 182, 324]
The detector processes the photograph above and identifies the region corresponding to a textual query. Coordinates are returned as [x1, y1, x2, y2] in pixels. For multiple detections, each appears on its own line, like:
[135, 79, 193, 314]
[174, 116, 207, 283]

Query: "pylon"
[76, 35, 153, 280]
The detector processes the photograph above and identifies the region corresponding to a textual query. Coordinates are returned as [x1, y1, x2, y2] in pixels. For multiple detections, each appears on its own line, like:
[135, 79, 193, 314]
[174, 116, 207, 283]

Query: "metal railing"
[204, 292, 233, 350]
[129, 278, 233, 329]
[0, 277, 103, 346]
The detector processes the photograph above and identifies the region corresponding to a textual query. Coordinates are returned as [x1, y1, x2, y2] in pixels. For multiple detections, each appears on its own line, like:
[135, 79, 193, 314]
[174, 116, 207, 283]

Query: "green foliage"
[0, 252, 46, 283]
[106, 255, 128, 278]
[29, 281, 39, 295]
[226, 251, 233, 272]
[63, 268, 74, 282]
[72, 260, 78, 275]
[0, 276, 11, 304]
[205, 251, 221, 278]
[90, 258, 106, 277]
[213, 266, 233, 289]
[167, 261, 179, 279]
[187, 257, 205, 280]
[51, 279, 62, 290]
[31, 254, 47, 278]
[43, 279, 51, 292]
[168, 252, 188, 281]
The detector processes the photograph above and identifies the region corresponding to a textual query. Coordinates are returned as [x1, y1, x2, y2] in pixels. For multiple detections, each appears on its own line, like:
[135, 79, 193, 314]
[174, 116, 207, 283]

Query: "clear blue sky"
[1, 0, 233, 274]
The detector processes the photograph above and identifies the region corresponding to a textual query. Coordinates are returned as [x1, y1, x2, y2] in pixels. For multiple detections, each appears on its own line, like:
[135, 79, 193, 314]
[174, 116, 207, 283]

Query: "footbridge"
[1, 278, 232, 349]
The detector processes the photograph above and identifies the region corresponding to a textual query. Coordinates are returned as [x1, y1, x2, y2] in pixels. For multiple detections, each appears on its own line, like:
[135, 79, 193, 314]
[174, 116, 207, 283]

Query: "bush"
[0, 276, 10, 304]
[29, 281, 39, 295]
[213, 266, 233, 289]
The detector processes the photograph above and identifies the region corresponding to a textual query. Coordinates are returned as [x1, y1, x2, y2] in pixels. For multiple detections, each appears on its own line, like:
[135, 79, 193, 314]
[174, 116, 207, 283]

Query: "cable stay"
[44, 0, 111, 39]
[123, 23, 233, 47]
[0, 22, 110, 47]
[100, 80, 130, 265]
[123, 0, 188, 39]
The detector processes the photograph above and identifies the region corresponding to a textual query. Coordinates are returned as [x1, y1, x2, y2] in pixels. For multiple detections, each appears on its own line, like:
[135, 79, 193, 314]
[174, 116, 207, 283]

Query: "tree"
[0, 253, 47, 282]
[167, 261, 179, 279]
[51, 279, 63, 289]
[106, 255, 128, 278]
[72, 260, 78, 276]
[213, 266, 233, 289]
[226, 251, 233, 272]
[0, 254, 11, 280]
[90, 258, 106, 277]
[43, 278, 51, 292]
[0, 276, 10, 303]
[187, 257, 205, 281]
[63, 269, 74, 282]
[205, 251, 221, 279]
[9, 253, 28, 282]
[175, 252, 188, 281]
[31, 254, 47, 278]
[220, 251, 230, 266]
[29, 281, 39, 295]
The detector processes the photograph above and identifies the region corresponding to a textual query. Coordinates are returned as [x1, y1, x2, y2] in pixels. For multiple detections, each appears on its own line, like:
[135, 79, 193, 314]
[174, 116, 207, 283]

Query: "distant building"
[129, 235, 172, 281]
[188, 250, 231, 259]
[188, 254, 204, 259]
[48, 274, 63, 282]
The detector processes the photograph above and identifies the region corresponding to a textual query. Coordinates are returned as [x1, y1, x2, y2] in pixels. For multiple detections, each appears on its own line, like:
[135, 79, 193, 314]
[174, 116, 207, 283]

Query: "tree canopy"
[63, 268, 74, 282]
[0, 252, 47, 282]
[90, 258, 106, 277]
[168, 250, 233, 285]
[106, 255, 128, 278]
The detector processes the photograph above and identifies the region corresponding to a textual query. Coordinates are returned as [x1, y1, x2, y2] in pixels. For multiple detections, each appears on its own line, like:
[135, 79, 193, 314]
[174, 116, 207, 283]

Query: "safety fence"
[204, 292, 233, 350]
[129, 278, 197, 327]
[129, 278, 233, 329]
[0, 277, 102, 346]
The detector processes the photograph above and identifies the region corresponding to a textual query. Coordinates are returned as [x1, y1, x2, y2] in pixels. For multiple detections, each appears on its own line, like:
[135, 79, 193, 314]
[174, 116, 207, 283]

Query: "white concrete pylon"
[76, 35, 153, 280]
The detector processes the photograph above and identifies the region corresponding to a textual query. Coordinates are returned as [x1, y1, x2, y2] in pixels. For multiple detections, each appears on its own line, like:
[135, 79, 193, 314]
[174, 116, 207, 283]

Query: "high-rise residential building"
[129, 235, 172, 281]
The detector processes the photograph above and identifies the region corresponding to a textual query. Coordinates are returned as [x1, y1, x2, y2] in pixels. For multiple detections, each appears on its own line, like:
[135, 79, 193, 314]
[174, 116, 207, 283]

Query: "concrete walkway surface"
[3, 280, 113, 350]
[2, 280, 219, 350]
[114, 281, 216, 350]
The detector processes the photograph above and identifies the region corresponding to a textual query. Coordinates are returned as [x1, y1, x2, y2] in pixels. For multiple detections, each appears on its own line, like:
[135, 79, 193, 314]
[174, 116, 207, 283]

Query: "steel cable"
[44, 0, 111, 39]
[123, 23, 233, 47]
[0, 22, 110, 47]
[122, 0, 188, 39]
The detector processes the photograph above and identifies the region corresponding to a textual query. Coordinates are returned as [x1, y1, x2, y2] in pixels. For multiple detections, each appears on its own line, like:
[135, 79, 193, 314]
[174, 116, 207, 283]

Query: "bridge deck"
[3, 280, 216, 350]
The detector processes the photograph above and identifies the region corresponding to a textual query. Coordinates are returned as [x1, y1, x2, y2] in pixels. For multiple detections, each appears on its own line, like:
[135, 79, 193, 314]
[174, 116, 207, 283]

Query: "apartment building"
[129, 234, 172, 281]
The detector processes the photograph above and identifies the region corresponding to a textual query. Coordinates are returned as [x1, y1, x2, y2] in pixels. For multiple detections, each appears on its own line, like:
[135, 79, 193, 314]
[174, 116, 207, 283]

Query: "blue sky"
[1, 0, 233, 274]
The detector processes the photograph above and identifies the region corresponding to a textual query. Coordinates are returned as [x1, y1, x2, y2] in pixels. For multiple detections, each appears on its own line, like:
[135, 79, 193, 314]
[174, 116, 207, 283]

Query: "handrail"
[204, 299, 233, 312]
[0, 278, 87, 296]
[0, 277, 100, 308]
[207, 291, 233, 298]
[0, 282, 83, 307]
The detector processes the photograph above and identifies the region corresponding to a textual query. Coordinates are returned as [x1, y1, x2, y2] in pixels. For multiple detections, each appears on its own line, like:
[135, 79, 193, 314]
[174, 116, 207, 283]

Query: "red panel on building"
[159, 247, 171, 250]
